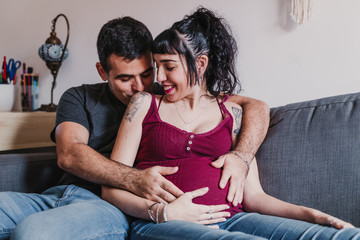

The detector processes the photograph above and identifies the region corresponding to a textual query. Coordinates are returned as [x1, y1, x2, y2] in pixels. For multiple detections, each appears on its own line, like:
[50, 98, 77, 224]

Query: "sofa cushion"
[256, 92, 360, 227]
[0, 147, 62, 193]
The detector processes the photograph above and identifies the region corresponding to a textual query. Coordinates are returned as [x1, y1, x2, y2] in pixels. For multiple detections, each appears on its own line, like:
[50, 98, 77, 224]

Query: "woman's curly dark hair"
[152, 7, 240, 96]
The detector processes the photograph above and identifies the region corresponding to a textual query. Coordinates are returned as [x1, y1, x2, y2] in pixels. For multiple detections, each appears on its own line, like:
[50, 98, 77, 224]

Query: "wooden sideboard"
[0, 112, 56, 151]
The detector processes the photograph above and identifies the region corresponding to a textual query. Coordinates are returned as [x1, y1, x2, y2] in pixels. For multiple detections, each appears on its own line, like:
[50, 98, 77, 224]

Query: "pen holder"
[0, 84, 15, 112]
[21, 74, 39, 111]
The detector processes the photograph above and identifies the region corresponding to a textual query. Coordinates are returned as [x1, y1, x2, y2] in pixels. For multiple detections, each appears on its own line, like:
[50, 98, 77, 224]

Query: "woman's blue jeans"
[0, 185, 129, 240]
[131, 212, 360, 240]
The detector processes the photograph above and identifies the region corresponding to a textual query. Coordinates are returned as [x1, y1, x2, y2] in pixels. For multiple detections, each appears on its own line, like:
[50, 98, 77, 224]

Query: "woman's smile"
[163, 85, 175, 94]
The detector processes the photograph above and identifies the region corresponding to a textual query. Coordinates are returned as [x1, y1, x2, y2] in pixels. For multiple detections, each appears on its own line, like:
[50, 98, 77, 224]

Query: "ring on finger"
[208, 206, 213, 215]
[208, 206, 213, 220]
[329, 219, 336, 227]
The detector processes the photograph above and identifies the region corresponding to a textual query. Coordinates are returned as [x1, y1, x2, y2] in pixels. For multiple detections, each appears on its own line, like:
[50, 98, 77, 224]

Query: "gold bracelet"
[230, 151, 250, 170]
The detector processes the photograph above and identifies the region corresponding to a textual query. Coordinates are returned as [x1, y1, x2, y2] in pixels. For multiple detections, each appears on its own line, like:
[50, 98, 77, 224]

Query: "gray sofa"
[1, 91, 359, 227]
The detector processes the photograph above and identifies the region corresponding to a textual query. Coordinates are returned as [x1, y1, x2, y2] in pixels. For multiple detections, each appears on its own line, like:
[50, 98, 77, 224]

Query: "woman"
[102, 7, 359, 239]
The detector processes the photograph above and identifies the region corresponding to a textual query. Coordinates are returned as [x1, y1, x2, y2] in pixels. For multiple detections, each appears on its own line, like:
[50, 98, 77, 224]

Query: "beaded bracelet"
[230, 151, 251, 170]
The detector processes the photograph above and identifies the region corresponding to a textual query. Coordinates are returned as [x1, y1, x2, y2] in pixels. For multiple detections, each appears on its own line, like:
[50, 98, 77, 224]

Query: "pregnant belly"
[136, 157, 230, 206]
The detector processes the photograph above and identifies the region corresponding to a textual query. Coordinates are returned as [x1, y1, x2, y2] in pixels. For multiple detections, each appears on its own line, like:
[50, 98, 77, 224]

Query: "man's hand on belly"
[211, 152, 250, 206]
[129, 166, 184, 203]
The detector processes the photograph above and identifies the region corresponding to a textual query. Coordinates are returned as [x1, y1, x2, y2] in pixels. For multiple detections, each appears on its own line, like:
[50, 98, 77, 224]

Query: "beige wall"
[1, 0, 360, 107]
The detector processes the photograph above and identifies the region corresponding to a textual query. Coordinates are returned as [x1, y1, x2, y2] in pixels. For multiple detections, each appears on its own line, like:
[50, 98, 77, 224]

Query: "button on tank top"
[135, 94, 243, 216]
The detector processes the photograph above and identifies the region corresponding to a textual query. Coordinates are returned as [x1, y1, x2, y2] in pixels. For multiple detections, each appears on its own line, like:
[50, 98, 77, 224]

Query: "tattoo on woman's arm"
[125, 92, 147, 122]
[232, 107, 243, 135]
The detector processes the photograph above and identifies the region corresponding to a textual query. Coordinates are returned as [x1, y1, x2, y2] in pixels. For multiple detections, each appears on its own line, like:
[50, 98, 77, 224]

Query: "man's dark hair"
[97, 17, 153, 73]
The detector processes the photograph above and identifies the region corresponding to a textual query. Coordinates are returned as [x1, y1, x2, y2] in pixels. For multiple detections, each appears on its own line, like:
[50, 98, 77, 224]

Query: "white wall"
[1, 0, 360, 108]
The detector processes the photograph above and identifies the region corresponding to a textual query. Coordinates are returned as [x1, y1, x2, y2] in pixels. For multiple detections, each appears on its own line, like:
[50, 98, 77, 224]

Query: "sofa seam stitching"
[271, 98, 360, 120]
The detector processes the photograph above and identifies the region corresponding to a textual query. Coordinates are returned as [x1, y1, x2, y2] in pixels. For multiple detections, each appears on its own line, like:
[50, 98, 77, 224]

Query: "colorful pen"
[2, 56, 6, 83]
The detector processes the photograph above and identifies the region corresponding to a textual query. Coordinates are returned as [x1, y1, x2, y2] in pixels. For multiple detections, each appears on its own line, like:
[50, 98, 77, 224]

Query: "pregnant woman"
[102, 7, 358, 240]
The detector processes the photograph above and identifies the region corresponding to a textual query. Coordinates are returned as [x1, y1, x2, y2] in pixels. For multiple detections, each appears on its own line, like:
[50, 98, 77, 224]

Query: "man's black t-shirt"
[51, 82, 163, 195]
[51, 83, 127, 194]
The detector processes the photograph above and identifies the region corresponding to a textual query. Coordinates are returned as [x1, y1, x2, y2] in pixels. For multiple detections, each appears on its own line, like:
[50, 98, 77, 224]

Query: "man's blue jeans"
[0, 185, 129, 240]
[131, 212, 360, 240]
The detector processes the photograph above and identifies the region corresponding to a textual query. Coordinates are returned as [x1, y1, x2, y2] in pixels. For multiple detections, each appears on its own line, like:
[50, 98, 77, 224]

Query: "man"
[0, 17, 269, 240]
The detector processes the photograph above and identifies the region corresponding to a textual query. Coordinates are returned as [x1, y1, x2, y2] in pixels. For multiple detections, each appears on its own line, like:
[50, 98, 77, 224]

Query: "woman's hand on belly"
[166, 187, 231, 225]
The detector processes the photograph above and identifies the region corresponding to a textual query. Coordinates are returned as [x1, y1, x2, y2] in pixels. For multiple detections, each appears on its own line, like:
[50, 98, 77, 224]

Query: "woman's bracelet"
[155, 202, 163, 223]
[148, 202, 168, 224]
[230, 151, 251, 170]
[163, 203, 168, 222]
[148, 202, 161, 223]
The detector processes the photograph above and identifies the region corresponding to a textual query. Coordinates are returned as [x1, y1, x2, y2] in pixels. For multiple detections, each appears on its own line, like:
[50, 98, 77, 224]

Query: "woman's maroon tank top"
[135, 94, 243, 216]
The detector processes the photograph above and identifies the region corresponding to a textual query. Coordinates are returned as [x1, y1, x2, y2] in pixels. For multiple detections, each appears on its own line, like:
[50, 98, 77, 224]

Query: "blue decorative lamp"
[38, 13, 70, 112]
